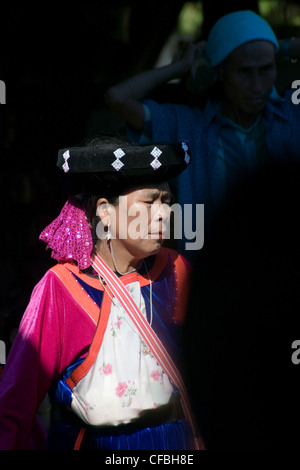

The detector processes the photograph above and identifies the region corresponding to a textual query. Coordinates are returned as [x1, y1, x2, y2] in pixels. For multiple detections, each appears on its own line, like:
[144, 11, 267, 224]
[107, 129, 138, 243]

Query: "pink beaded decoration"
[39, 196, 93, 270]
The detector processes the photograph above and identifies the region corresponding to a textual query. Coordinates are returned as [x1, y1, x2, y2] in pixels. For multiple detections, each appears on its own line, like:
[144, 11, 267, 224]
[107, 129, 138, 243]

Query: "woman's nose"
[152, 203, 171, 221]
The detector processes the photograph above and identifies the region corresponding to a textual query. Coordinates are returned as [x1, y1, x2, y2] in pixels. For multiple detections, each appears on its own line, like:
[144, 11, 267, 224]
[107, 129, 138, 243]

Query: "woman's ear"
[96, 198, 111, 227]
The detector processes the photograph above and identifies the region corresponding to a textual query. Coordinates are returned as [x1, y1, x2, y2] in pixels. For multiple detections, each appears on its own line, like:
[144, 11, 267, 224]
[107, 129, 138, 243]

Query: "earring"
[106, 225, 111, 241]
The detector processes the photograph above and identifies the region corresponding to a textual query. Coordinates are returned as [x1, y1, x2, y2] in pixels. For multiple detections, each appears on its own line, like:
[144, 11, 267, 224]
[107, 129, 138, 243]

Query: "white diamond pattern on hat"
[150, 146, 162, 170]
[114, 148, 125, 159]
[112, 148, 125, 171]
[63, 150, 71, 161]
[182, 142, 190, 165]
[62, 162, 70, 173]
[62, 150, 71, 173]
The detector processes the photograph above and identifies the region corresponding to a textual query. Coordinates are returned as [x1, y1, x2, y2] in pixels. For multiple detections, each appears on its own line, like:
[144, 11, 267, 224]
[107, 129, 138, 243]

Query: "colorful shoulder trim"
[50, 263, 102, 325]
[165, 248, 191, 324]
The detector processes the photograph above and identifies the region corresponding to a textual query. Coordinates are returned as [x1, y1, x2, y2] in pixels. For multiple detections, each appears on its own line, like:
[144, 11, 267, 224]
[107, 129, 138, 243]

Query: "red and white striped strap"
[91, 253, 203, 449]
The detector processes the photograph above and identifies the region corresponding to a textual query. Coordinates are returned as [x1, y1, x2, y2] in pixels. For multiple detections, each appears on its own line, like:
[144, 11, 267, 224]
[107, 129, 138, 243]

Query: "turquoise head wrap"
[206, 10, 279, 67]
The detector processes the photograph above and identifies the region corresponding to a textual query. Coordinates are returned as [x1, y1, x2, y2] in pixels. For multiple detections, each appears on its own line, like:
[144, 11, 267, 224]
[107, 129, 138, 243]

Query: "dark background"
[1, 1, 300, 449]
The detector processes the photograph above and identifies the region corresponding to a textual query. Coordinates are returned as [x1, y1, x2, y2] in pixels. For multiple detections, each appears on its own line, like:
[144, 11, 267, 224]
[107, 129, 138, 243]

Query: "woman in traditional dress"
[0, 136, 203, 450]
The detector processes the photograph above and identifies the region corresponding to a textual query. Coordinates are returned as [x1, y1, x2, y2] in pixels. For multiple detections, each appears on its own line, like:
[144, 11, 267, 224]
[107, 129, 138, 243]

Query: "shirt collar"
[264, 86, 287, 121]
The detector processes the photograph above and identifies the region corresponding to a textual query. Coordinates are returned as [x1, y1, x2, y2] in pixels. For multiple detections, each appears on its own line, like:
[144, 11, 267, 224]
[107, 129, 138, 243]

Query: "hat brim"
[57, 141, 191, 189]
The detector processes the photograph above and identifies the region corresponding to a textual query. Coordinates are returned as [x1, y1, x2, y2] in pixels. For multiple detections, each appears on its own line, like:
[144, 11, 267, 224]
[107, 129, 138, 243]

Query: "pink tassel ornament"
[39, 196, 93, 270]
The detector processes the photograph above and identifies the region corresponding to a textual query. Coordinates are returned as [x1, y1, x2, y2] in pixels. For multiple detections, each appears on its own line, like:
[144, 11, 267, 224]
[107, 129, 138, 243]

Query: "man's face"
[220, 40, 277, 116]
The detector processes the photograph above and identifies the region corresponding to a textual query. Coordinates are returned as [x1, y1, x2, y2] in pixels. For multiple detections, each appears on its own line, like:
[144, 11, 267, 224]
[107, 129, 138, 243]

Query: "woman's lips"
[149, 231, 164, 239]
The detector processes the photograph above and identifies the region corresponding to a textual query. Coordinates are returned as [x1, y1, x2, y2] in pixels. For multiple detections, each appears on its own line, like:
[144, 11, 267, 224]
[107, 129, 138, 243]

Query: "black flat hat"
[57, 137, 191, 189]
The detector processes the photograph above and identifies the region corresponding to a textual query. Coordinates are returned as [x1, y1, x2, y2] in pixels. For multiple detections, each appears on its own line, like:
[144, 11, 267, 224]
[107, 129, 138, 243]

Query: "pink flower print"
[110, 316, 123, 337]
[99, 362, 113, 376]
[121, 381, 137, 407]
[103, 363, 113, 375]
[150, 370, 162, 382]
[114, 316, 123, 329]
[115, 382, 128, 398]
[153, 402, 162, 409]
[78, 395, 96, 412]
[125, 285, 135, 297]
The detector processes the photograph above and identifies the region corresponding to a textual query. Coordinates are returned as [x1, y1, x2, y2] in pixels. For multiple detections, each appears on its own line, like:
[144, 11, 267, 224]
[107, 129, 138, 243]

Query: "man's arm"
[104, 43, 204, 131]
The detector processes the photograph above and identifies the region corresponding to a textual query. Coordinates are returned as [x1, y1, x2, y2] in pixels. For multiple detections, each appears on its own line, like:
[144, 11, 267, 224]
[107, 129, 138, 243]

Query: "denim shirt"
[128, 90, 300, 217]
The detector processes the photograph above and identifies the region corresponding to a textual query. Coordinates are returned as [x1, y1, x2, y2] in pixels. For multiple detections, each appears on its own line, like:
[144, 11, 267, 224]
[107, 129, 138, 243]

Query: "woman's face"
[220, 40, 277, 116]
[107, 182, 172, 259]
